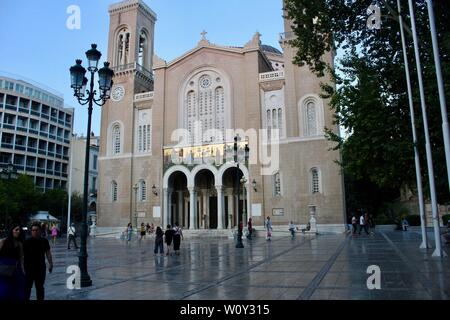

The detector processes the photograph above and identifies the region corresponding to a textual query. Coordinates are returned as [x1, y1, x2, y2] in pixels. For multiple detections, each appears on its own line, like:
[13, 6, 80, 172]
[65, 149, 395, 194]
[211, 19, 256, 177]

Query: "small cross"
[201, 30, 207, 40]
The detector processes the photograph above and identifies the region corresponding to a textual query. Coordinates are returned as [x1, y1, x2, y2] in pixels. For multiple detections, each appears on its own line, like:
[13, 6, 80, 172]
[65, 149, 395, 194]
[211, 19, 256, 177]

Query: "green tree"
[40, 188, 68, 222]
[0, 174, 41, 225]
[285, 0, 450, 209]
[70, 191, 83, 224]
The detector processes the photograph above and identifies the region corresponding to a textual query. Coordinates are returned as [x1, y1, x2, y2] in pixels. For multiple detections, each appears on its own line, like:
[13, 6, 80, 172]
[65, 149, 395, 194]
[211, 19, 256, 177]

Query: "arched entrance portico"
[163, 163, 250, 230]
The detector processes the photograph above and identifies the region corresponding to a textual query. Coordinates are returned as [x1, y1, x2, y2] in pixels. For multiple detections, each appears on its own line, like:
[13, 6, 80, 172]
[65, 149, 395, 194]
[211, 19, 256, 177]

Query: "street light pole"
[407, 1, 445, 257]
[396, 0, 429, 249]
[69, 44, 114, 287]
[133, 184, 138, 229]
[425, 0, 450, 193]
[234, 136, 243, 248]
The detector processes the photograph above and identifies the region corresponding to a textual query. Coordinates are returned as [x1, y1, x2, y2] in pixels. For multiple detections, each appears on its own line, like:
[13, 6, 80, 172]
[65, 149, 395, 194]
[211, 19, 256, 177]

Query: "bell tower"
[98, 0, 157, 228]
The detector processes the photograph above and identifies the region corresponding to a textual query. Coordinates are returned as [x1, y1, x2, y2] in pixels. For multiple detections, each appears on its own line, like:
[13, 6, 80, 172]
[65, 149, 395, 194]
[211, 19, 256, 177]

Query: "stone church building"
[97, 0, 346, 234]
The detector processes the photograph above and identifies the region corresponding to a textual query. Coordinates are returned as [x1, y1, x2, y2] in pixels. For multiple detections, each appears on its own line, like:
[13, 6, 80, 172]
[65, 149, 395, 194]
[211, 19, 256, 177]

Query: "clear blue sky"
[0, 0, 284, 135]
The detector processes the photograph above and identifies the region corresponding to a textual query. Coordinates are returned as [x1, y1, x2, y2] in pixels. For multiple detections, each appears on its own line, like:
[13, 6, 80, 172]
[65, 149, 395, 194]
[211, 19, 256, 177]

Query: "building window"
[306, 102, 317, 136]
[300, 96, 323, 138]
[311, 168, 320, 194]
[112, 124, 121, 155]
[93, 155, 97, 170]
[139, 180, 147, 202]
[137, 110, 152, 154]
[111, 181, 118, 202]
[264, 92, 285, 140]
[273, 172, 281, 196]
[183, 71, 228, 144]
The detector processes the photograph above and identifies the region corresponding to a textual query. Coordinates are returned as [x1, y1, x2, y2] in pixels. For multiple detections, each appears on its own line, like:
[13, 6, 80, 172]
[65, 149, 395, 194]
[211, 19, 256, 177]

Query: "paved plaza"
[36, 228, 450, 300]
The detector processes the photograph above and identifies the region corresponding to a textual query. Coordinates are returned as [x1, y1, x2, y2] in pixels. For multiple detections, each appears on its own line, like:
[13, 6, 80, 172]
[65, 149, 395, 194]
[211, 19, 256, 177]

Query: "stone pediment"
[165, 45, 244, 69]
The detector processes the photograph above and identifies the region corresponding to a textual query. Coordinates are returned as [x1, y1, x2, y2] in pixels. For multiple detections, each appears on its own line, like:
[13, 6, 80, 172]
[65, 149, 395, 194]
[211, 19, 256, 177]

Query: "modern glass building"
[0, 73, 73, 190]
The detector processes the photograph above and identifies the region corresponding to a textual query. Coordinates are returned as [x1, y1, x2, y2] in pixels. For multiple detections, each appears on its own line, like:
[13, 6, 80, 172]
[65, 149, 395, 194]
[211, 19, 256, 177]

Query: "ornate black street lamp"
[69, 44, 114, 287]
[234, 136, 249, 249]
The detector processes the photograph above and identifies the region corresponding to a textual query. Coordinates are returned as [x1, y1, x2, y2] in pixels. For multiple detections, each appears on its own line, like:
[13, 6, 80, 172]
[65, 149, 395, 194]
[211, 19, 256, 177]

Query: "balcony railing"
[134, 91, 154, 102]
[112, 62, 153, 81]
[163, 140, 249, 171]
[259, 70, 285, 82]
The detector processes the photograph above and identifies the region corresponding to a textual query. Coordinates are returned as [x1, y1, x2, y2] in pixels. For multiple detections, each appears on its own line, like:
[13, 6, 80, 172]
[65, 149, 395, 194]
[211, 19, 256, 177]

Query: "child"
[164, 224, 175, 256]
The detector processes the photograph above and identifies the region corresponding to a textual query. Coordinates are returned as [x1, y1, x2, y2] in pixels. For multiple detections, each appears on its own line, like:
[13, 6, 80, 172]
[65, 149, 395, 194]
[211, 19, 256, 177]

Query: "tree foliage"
[285, 0, 450, 208]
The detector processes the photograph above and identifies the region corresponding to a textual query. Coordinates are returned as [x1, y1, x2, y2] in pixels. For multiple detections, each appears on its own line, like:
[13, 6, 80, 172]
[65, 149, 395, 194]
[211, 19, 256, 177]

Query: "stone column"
[201, 189, 208, 229]
[227, 191, 233, 229]
[167, 190, 173, 226]
[177, 191, 183, 226]
[216, 186, 224, 230]
[246, 183, 251, 221]
[163, 189, 169, 228]
[189, 187, 197, 230]
[184, 198, 188, 228]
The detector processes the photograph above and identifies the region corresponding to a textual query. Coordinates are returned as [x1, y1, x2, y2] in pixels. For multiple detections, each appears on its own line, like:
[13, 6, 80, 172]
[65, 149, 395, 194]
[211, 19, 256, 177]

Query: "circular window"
[199, 75, 212, 89]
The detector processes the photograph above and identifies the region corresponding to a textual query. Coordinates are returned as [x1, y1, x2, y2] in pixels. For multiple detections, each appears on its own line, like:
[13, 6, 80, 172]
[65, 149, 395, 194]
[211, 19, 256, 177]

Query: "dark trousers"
[25, 268, 46, 301]
[352, 223, 358, 234]
[68, 235, 78, 249]
[359, 224, 369, 235]
[154, 239, 164, 254]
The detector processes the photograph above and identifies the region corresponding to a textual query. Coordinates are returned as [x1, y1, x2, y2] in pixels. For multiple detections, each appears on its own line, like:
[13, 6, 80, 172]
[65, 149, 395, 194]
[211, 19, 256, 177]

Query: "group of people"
[351, 212, 375, 235]
[0, 222, 53, 300]
[154, 223, 184, 256]
[124, 222, 184, 256]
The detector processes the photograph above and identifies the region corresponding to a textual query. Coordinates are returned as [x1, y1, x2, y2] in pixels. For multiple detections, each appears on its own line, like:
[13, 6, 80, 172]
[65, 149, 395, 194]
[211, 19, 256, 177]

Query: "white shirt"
[360, 216, 365, 225]
[68, 226, 76, 236]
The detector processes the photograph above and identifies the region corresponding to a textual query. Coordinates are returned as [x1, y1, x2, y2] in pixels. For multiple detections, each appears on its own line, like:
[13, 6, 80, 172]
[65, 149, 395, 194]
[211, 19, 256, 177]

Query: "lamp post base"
[80, 273, 92, 288]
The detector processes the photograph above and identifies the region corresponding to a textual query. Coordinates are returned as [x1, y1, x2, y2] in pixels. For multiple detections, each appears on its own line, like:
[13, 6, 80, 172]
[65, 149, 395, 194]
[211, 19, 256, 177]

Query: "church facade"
[97, 0, 346, 233]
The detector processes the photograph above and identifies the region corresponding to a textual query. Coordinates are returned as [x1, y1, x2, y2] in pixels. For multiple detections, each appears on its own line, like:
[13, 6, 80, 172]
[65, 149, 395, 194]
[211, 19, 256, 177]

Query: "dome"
[261, 44, 282, 55]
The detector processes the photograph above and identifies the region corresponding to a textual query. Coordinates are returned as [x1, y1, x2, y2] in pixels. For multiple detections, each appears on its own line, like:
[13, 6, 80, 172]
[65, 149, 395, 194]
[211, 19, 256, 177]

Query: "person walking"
[288, 221, 297, 238]
[67, 223, 78, 250]
[50, 225, 58, 246]
[265, 217, 273, 241]
[154, 227, 164, 256]
[351, 215, 358, 235]
[359, 214, 369, 235]
[164, 225, 175, 256]
[140, 223, 146, 241]
[126, 223, 133, 242]
[23, 222, 53, 301]
[247, 218, 253, 240]
[402, 217, 409, 231]
[0, 224, 26, 300]
[172, 223, 183, 256]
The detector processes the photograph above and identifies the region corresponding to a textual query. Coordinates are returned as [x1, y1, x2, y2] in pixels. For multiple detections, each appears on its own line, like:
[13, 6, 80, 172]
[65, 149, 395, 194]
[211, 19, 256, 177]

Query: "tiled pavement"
[35, 229, 450, 300]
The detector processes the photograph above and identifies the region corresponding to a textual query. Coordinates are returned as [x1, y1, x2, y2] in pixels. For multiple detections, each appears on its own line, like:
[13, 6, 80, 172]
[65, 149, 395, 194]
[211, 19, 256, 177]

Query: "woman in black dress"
[172, 222, 183, 255]
[0, 224, 26, 300]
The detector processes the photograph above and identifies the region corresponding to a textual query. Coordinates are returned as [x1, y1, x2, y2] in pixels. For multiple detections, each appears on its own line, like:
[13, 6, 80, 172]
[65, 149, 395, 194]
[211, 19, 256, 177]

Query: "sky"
[0, 0, 285, 136]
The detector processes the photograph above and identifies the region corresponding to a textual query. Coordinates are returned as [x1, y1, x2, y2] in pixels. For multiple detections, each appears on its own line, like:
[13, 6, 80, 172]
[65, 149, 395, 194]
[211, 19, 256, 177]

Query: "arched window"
[311, 168, 320, 194]
[264, 91, 285, 140]
[273, 172, 281, 196]
[116, 27, 130, 66]
[306, 101, 317, 136]
[111, 181, 118, 202]
[182, 70, 229, 144]
[112, 124, 121, 155]
[139, 180, 147, 202]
